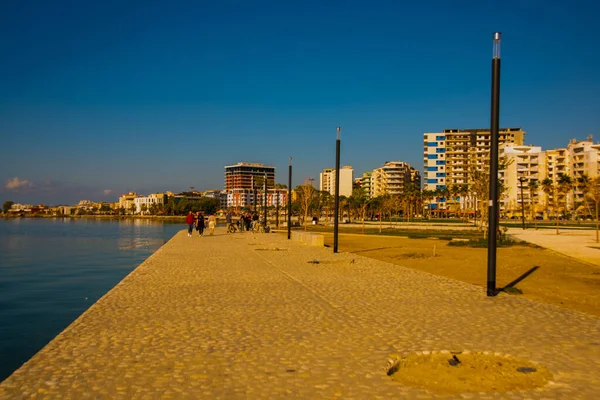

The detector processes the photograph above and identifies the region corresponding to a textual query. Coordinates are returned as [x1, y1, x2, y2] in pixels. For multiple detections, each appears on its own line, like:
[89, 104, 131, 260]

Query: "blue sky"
[1, 0, 599, 204]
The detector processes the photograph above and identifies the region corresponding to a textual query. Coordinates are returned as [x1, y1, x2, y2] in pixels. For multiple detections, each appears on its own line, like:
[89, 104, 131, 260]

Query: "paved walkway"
[507, 227, 600, 266]
[1, 229, 599, 398]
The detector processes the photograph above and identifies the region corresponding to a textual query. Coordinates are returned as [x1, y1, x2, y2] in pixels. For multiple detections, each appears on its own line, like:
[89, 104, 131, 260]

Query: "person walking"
[225, 211, 232, 233]
[238, 214, 245, 232]
[185, 211, 195, 237]
[208, 214, 216, 235]
[196, 212, 205, 236]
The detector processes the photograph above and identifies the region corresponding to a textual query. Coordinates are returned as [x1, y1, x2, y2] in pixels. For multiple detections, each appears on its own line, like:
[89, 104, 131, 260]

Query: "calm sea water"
[0, 218, 182, 382]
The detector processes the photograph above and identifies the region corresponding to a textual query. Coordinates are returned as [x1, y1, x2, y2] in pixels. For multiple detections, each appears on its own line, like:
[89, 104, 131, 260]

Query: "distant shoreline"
[1, 214, 189, 221]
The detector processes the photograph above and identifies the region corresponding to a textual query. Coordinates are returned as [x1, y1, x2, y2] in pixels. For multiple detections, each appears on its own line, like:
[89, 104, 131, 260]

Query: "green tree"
[587, 176, 600, 243]
[349, 187, 370, 233]
[140, 204, 148, 214]
[296, 183, 317, 229]
[197, 197, 220, 215]
[3, 201, 14, 214]
[177, 197, 189, 214]
[129, 203, 137, 215]
[165, 196, 177, 215]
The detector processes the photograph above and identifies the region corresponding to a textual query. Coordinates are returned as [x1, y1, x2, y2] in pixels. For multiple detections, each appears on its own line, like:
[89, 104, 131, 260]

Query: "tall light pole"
[334, 127, 341, 253]
[275, 185, 279, 228]
[288, 157, 292, 239]
[519, 177, 526, 230]
[263, 172, 268, 229]
[487, 32, 502, 297]
[252, 176, 257, 212]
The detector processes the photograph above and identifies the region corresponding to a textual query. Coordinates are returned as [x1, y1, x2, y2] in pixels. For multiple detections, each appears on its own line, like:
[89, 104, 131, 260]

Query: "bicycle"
[227, 223, 238, 233]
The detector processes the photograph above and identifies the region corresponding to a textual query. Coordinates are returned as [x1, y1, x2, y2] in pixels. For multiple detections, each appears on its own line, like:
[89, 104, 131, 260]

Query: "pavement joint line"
[248, 240, 349, 316]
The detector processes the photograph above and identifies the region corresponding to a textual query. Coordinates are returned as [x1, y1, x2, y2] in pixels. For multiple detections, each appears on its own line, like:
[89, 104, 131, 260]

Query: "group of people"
[186, 211, 215, 237]
[234, 212, 260, 233]
[187, 210, 266, 236]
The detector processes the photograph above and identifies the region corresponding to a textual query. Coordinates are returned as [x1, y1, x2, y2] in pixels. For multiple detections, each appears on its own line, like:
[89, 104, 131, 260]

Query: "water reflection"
[0, 218, 180, 382]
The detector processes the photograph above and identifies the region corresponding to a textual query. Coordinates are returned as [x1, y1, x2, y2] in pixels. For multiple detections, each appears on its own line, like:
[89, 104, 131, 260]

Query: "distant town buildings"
[133, 193, 168, 214]
[8, 129, 600, 221]
[319, 166, 354, 197]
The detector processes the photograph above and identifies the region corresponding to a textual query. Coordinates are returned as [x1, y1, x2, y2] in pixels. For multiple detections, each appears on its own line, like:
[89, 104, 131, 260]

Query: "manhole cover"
[387, 351, 552, 394]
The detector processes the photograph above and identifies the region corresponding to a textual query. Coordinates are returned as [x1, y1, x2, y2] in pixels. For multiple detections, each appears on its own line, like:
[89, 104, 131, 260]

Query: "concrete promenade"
[1, 229, 600, 399]
[508, 227, 600, 266]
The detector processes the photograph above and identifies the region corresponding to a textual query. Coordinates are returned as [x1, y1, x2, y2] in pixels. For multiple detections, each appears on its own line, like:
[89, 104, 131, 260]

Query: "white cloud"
[5, 177, 33, 191]
[103, 189, 113, 196]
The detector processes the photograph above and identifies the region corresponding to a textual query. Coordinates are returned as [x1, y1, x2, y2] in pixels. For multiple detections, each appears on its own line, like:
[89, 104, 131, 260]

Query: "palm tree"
[541, 178, 555, 223]
[528, 180, 539, 230]
[422, 189, 434, 218]
[439, 187, 450, 218]
[455, 184, 470, 222]
[558, 173, 573, 221]
[350, 187, 370, 234]
[587, 176, 600, 243]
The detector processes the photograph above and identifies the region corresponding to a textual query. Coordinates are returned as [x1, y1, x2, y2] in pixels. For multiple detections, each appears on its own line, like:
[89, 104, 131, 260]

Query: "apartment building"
[226, 188, 288, 210]
[423, 128, 526, 210]
[118, 192, 138, 211]
[319, 166, 354, 197]
[567, 137, 600, 209]
[224, 162, 275, 190]
[356, 172, 373, 197]
[499, 144, 546, 217]
[224, 162, 276, 208]
[541, 137, 600, 214]
[371, 161, 417, 197]
[134, 193, 168, 214]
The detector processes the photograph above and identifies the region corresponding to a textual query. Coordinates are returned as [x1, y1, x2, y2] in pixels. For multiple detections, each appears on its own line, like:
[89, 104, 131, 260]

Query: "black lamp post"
[263, 173, 268, 229]
[252, 176, 257, 212]
[275, 186, 279, 228]
[487, 32, 502, 297]
[519, 177, 526, 230]
[334, 127, 341, 253]
[288, 157, 292, 239]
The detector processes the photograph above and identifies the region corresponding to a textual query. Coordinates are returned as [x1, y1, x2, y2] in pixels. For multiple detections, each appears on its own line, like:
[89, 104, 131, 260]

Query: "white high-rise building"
[499, 144, 546, 217]
[319, 166, 354, 197]
[371, 161, 416, 197]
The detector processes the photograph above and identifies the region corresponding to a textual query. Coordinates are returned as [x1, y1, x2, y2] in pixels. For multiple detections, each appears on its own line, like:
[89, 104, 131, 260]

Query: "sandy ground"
[315, 231, 600, 318]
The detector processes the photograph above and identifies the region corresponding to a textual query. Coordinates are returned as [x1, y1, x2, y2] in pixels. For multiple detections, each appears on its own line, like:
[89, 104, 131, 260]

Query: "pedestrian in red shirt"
[186, 211, 195, 237]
